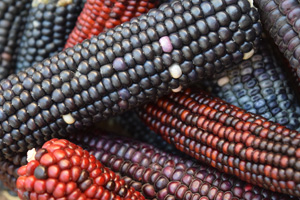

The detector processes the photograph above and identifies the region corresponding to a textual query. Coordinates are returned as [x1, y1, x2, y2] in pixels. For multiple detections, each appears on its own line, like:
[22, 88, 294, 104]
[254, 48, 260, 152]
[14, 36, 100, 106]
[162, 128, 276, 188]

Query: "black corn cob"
[203, 40, 300, 131]
[254, 0, 300, 84]
[0, 0, 31, 80]
[139, 88, 300, 196]
[0, 0, 261, 165]
[71, 134, 295, 200]
[14, 0, 83, 72]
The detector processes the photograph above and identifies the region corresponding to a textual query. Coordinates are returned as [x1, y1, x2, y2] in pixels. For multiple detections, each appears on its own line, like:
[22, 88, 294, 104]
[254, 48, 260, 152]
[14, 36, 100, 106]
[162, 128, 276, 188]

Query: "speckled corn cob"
[139, 88, 300, 197]
[14, 0, 83, 72]
[69, 134, 295, 200]
[16, 138, 145, 200]
[203, 40, 300, 131]
[254, 0, 300, 83]
[0, 0, 31, 80]
[0, 0, 261, 165]
[64, 0, 159, 48]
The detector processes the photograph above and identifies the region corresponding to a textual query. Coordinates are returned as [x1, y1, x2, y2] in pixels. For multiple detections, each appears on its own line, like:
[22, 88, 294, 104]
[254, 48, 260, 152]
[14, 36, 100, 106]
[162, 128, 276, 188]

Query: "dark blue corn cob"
[71, 134, 296, 200]
[0, 0, 261, 165]
[15, 0, 83, 72]
[0, 0, 31, 80]
[203, 40, 300, 131]
[254, 0, 300, 86]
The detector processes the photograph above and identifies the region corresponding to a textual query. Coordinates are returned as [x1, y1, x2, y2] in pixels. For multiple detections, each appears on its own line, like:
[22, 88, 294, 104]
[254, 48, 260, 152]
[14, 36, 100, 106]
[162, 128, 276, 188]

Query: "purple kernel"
[204, 174, 216, 184]
[244, 191, 253, 200]
[159, 36, 173, 53]
[142, 184, 156, 198]
[142, 168, 152, 182]
[223, 191, 233, 199]
[215, 191, 224, 200]
[200, 183, 209, 195]
[131, 151, 143, 163]
[175, 185, 188, 199]
[162, 166, 174, 179]
[208, 187, 218, 199]
[157, 188, 168, 200]
[190, 180, 201, 193]
[172, 169, 184, 181]
[118, 100, 128, 109]
[233, 187, 243, 198]
[168, 181, 180, 194]
[134, 167, 144, 180]
[113, 57, 127, 71]
[182, 174, 192, 186]
[220, 181, 232, 191]
[155, 176, 168, 189]
[118, 88, 131, 100]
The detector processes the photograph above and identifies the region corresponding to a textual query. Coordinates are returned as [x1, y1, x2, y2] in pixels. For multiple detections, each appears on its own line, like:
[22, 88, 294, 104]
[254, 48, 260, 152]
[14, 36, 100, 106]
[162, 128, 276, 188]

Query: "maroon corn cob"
[139, 88, 300, 197]
[64, 0, 159, 49]
[16, 138, 145, 200]
[69, 134, 295, 200]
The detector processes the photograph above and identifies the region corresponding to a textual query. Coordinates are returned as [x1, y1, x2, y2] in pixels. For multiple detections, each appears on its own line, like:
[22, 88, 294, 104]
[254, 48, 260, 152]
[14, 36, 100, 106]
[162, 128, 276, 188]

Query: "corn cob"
[253, 0, 300, 84]
[14, 0, 83, 72]
[0, 160, 18, 191]
[64, 0, 159, 49]
[70, 134, 295, 199]
[203, 40, 300, 131]
[0, 0, 31, 80]
[0, 0, 261, 165]
[16, 138, 145, 200]
[139, 88, 300, 197]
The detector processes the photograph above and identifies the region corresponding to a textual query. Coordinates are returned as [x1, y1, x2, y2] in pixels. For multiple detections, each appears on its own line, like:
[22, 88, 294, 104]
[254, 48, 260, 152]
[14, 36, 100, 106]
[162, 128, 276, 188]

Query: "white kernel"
[243, 49, 254, 60]
[249, 0, 254, 7]
[169, 64, 182, 79]
[172, 85, 182, 93]
[62, 113, 76, 124]
[217, 76, 230, 87]
[27, 148, 36, 162]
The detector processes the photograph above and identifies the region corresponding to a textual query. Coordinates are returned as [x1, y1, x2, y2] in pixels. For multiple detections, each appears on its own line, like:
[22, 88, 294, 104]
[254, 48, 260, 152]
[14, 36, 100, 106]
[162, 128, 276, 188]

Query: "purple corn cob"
[70, 134, 296, 200]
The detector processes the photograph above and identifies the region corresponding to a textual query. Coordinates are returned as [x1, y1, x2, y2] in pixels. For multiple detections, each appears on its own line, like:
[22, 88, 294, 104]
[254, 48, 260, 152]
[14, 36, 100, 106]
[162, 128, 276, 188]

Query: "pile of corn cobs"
[1, 0, 300, 199]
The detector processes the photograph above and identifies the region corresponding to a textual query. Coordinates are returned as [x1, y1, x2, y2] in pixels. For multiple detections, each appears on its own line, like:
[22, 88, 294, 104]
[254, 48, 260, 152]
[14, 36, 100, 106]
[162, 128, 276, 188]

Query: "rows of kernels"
[15, 0, 82, 72]
[203, 41, 300, 131]
[64, 0, 158, 49]
[139, 88, 300, 196]
[74, 134, 294, 199]
[16, 138, 145, 199]
[0, 0, 31, 80]
[0, 0, 261, 165]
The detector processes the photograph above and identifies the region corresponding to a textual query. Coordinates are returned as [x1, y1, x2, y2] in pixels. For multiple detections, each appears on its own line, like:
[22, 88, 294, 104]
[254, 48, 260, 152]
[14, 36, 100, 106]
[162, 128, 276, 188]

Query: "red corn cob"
[139, 88, 300, 197]
[16, 138, 145, 200]
[64, 0, 158, 49]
